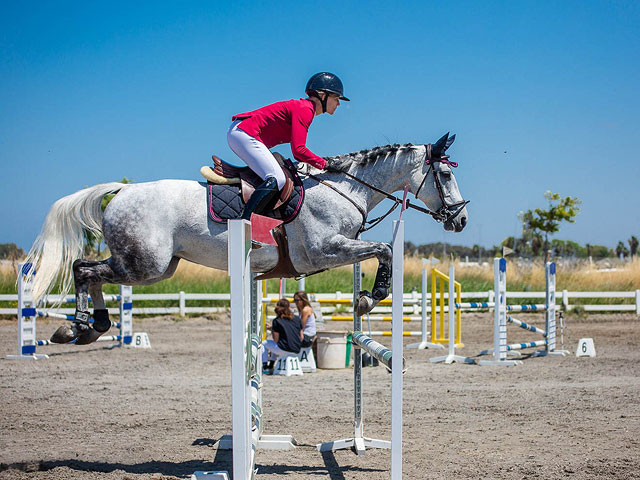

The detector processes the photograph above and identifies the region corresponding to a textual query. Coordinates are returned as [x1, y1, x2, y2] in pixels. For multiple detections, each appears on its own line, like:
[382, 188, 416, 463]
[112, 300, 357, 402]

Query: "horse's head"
[412, 133, 469, 232]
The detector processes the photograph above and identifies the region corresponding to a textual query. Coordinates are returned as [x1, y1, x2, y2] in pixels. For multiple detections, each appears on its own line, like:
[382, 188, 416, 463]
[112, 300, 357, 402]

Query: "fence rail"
[1, 289, 638, 316]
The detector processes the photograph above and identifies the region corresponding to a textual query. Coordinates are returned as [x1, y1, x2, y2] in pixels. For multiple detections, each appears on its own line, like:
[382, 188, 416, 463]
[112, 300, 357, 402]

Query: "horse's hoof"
[355, 292, 374, 317]
[50, 324, 80, 344]
[75, 328, 104, 345]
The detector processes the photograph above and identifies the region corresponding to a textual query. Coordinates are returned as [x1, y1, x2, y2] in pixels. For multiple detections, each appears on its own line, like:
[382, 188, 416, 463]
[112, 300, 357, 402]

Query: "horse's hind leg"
[50, 256, 181, 344]
[50, 259, 118, 344]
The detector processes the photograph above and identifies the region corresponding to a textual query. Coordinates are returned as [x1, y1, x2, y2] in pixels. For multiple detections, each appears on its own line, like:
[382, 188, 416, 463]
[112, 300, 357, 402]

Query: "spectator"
[293, 291, 316, 348]
[262, 298, 303, 373]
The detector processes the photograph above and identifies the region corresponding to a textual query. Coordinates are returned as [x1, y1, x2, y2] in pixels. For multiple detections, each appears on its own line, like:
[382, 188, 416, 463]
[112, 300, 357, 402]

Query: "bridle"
[414, 143, 470, 224]
[305, 143, 470, 233]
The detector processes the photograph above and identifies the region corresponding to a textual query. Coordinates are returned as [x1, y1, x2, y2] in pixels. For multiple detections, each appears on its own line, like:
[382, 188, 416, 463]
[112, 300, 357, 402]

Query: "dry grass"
[1, 257, 638, 296]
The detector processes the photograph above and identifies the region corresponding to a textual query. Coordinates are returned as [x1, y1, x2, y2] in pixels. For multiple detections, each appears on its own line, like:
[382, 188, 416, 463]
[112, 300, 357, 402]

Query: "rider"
[228, 72, 349, 220]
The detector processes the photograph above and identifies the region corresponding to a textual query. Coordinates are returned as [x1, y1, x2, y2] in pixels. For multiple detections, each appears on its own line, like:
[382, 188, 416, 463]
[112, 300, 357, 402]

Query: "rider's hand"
[307, 158, 326, 170]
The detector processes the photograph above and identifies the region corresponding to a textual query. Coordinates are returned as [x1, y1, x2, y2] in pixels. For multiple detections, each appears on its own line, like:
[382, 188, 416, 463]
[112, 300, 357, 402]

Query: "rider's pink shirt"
[232, 98, 325, 168]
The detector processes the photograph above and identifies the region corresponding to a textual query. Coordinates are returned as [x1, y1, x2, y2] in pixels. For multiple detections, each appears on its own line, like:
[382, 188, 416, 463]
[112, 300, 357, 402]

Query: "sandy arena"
[1, 312, 639, 479]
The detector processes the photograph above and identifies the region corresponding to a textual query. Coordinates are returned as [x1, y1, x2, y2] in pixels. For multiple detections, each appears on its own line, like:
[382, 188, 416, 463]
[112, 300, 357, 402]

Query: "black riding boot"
[241, 177, 280, 220]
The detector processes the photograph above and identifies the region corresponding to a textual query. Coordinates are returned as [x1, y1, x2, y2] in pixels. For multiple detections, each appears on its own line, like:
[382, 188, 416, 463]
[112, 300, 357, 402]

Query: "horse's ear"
[444, 134, 456, 152]
[432, 132, 449, 156]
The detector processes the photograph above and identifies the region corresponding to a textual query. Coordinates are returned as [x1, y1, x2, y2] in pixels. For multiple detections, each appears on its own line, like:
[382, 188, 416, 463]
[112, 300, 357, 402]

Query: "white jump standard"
[478, 258, 569, 366]
[193, 220, 296, 480]
[317, 221, 405, 480]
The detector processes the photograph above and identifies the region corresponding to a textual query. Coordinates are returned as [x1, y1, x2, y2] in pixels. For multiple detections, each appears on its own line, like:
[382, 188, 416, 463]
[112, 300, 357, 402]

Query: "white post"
[297, 277, 305, 292]
[119, 285, 133, 346]
[7, 263, 48, 360]
[430, 263, 469, 364]
[636, 290, 640, 316]
[391, 220, 404, 480]
[545, 262, 556, 352]
[543, 262, 569, 357]
[478, 258, 521, 366]
[179, 291, 186, 316]
[562, 289, 569, 311]
[206, 221, 296, 480]
[407, 264, 443, 350]
[229, 220, 253, 480]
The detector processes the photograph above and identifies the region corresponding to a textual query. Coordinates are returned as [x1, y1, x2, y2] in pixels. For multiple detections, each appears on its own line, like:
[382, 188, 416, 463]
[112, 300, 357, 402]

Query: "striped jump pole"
[198, 220, 296, 480]
[317, 221, 405, 480]
[6, 263, 135, 360]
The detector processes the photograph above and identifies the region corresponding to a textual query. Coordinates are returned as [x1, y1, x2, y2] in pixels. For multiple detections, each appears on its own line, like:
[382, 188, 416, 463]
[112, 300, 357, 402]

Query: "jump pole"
[194, 220, 295, 480]
[317, 221, 404, 480]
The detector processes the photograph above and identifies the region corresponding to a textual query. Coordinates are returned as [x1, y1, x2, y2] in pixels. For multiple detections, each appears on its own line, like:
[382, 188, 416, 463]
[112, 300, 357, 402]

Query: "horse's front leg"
[320, 236, 392, 316]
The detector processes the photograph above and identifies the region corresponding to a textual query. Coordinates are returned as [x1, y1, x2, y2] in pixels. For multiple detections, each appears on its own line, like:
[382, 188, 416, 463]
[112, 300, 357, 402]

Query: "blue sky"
[1, 1, 639, 251]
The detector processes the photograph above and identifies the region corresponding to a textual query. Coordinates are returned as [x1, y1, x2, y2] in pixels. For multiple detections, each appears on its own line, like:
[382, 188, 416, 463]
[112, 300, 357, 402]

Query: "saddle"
[201, 153, 305, 280]
[201, 152, 296, 208]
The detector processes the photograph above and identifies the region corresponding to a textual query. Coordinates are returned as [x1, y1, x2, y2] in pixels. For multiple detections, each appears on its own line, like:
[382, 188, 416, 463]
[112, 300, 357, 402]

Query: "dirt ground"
[1, 311, 639, 480]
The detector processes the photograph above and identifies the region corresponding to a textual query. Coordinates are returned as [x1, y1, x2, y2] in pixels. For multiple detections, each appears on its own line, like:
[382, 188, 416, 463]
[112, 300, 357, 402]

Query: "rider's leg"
[227, 121, 285, 219]
[240, 177, 279, 220]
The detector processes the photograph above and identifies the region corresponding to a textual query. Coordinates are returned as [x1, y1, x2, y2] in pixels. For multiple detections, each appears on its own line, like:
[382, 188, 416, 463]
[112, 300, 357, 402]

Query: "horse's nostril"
[461, 216, 467, 228]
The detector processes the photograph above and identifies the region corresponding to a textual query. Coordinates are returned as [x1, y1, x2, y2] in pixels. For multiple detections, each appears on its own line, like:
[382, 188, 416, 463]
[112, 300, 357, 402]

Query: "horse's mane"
[325, 143, 416, 172]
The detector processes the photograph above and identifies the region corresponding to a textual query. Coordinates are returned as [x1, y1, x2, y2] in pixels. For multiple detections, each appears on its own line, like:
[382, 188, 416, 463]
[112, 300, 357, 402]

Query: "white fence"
[1, 289, 639, 316]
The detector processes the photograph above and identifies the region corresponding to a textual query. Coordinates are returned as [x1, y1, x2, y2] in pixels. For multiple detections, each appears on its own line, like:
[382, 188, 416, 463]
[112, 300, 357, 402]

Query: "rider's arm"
[290, 107, 326, 170]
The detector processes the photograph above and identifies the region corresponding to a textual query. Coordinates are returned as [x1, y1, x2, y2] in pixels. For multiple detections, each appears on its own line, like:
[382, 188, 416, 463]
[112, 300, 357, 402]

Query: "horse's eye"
[440, 171, 451, 179]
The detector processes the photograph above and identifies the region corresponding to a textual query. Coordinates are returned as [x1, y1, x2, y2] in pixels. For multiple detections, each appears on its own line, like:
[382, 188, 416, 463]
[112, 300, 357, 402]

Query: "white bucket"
[316, 331, 349, 369]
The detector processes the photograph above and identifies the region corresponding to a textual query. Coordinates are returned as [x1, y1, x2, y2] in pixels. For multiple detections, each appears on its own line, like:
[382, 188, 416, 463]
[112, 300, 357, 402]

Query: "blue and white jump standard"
[6, 263, 134, 360]
[193, 220, 296, 480]
[478, 258, 569, 366]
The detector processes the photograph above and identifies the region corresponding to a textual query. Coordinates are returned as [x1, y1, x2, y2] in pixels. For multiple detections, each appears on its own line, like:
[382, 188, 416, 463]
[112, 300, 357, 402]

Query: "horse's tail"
[24, 182, 126, 305]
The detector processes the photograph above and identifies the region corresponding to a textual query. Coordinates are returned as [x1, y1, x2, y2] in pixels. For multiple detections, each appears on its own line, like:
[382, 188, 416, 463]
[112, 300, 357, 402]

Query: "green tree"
[616, 241, 629, 259]
[0, 243, 25, 260]
[629, 236, 639, 257]
[520, 191, 582, 256]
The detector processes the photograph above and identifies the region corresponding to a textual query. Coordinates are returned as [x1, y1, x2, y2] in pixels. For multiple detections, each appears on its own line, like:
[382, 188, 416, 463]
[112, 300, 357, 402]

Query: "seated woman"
[293, 291, 316, 348]
[262, 298, 303, 373]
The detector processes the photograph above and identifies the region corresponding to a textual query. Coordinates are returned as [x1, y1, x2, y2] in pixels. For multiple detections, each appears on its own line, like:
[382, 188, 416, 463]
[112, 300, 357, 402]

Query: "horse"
[25, 132, 469, 344]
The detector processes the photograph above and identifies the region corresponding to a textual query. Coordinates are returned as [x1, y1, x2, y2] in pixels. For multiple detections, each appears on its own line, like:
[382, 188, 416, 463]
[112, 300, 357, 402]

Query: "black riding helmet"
[305, 72, 350, 113]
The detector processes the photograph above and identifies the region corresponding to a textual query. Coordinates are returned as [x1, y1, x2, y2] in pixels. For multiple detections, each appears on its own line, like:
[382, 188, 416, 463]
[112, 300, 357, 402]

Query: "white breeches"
[227, 121, 286, 190]
[262, 339, 291, 363]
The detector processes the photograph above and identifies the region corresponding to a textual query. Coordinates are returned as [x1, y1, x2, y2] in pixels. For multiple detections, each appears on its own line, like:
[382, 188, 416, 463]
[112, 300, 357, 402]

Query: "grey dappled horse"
[25, 133, 468, 344]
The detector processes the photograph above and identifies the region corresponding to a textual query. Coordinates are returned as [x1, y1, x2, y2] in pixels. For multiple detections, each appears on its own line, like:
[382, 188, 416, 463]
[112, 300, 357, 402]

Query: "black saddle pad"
[207, 178, 304, 224]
